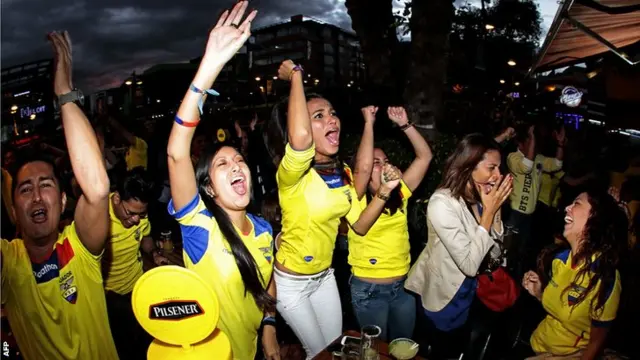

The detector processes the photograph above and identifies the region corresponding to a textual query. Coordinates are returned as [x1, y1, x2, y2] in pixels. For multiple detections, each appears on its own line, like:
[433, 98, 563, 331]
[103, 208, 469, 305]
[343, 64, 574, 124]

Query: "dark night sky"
[1, 0, 557, 93]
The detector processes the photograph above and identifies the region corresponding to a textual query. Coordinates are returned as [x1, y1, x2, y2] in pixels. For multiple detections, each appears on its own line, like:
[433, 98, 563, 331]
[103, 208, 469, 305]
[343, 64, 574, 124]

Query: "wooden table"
[313, 330, 426, 360]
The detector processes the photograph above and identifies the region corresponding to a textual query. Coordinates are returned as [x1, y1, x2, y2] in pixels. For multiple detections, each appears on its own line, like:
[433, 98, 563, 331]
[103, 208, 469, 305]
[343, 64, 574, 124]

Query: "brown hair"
[439, 133, 500, 202]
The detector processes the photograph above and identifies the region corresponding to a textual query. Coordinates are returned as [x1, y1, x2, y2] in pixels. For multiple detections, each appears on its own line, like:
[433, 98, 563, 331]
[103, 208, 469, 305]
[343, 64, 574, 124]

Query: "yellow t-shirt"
[539, 170, 565, 208]
[508, 150, 563, 215]
[125, 136, 148, 170]
[531, 249, 621, 355]
[276, 143, 353, 274]
[169, 194, 274, 360]
[346, 180, 412, 278]
[103, 193, 151, 295]
[1, 223, 118, 360]
[1, 168, 15, 224]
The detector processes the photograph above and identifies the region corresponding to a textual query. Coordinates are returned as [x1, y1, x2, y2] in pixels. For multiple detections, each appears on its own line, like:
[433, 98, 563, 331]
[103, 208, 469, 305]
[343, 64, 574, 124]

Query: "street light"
[30, 114, 36, 120]
[507, 60, 516, 66]
[515, 82, 520, 86]
[137, 81, 143, 85]
[499, 79, 505, 84]
[485, 24, 495, 30]
[10, 105, 18, 111]
[24, 130, 29, 134]
[255, 76, 261, 81]
[273, 76, 277, 80]
[125, 80, 132, 86]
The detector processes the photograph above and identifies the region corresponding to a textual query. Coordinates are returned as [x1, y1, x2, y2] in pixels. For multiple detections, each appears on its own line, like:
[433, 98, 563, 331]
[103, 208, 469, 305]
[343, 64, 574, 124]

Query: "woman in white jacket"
[405, 133, 512, 358]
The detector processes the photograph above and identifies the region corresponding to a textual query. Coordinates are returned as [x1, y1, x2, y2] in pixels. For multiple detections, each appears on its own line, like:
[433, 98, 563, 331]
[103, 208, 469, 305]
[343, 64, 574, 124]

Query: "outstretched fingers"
[214, 10, 230, 29]
[238, 9, 257, 33]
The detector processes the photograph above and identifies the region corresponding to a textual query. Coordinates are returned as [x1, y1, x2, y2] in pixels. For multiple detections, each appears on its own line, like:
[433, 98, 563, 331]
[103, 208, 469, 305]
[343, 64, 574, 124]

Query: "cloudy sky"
[1, 0, 560, 93]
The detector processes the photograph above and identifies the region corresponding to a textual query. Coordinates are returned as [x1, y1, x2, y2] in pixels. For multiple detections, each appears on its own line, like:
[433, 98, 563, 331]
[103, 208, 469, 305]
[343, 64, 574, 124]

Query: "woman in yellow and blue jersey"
[346, 105, 432, 342]
[523, 190, 628, 359]
[166, 4, 280, 360]
[264, 60, 401, 359]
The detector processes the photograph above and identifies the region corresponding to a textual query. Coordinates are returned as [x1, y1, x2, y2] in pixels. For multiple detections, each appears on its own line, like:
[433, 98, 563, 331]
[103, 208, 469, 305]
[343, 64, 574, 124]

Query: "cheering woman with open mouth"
[265, 60, 401, 358]
[166, 3, 280, 359]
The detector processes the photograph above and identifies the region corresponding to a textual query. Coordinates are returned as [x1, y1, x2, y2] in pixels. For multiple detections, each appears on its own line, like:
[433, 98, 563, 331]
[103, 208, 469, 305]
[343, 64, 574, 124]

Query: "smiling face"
[307, 97, 341, 162]
[208, 146, 252, 211]
[471, 149, 502, 195]
[368, 148, 389, 193]
[112, 193, 148, 229]
[563, 192, 592, 246]
[12, 161, 66, 245]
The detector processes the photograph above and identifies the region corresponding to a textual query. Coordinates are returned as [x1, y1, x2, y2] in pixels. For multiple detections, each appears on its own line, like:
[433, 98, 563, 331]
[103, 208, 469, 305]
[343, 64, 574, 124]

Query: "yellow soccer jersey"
[346, 180, 412, 278]
[1, 223, 118, 360]
[531, 249, 621, 355]
[125, 136, 148, 171]
[276, 143, 352, 274]
[508, 150, 563, 215]
[169, 194, 274, 360]
[103, 192, 151, 295]
[539, 170, 565, 208]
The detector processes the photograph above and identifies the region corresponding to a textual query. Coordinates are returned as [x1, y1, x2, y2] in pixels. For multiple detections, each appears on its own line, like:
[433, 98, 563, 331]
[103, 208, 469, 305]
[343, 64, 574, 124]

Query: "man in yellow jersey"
[508, 124, 564, 274]
[107, 116, 148, 170]
[103, 166, 165, 359]
[0, 31, 118, 360]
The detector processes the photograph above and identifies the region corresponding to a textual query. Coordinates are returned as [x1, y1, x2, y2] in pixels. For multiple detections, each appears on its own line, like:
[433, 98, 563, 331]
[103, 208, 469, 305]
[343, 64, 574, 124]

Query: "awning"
[531, 0, 640, 73]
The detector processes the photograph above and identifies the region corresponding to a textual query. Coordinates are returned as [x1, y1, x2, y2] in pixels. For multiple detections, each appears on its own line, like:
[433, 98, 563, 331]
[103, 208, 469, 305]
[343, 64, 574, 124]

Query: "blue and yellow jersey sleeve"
[168, 194, 213, 265]
[64, 222, 103, 283]
[277, 143, 315, 189]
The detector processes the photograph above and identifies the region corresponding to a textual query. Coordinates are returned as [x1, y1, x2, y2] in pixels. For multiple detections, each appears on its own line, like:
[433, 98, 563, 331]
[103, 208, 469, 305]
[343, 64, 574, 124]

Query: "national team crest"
[259, 247, 272, 264]
[59, 271, 78, 304]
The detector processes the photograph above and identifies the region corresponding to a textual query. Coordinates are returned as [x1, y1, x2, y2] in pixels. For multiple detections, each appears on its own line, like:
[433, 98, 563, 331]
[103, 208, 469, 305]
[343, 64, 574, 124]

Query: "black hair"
[10, 151, 62, 197]
[514, 123, 533, 144]
[195, 142, 276, 311]
[263, 92, 325, 168]
[537, 190, 628, 317]
[264, 93, 351, 185]
[115, 166, 155, 204]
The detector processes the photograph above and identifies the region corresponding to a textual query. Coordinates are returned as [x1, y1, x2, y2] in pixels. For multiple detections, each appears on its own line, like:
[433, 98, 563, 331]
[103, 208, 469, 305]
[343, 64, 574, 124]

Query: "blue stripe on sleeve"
[180, 224, 210, 264]
[168, 193, 200, 219]
[247, 213, 273, 237]
[591, 319, 614, 328]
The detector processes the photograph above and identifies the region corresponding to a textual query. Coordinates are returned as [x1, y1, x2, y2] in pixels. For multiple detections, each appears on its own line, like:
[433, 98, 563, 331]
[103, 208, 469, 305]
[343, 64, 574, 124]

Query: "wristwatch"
[54, 89, 85, 111]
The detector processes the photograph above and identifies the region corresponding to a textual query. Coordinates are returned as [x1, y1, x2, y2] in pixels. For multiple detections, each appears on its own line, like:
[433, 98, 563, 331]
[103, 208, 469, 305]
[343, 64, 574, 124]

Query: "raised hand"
[234, 120, 245, 138]
[553, 126, 566, 147]
[48, 31, 73, 96]
[479, 174, 512, 218]
[387, 106, 409, 126]
[522, 271, 542, 300]
[203, 1, 257, 67]
[361, 106, 378, 124]
[277, 60, 298, 81]
[380, 163, 401, 191]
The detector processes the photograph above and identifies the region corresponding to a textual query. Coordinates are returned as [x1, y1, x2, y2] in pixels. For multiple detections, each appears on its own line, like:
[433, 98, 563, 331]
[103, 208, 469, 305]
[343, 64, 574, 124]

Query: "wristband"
[289, 65, 304, 80]
[399, 122, 413, 131]
[376, 192, 390, 201]
[189, 83, 220, 115]
[174, 115, 199, 128]
[262, 316, 276, 328]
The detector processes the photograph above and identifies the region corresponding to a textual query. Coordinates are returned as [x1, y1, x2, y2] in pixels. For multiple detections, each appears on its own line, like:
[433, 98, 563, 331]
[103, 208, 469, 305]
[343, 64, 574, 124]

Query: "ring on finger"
[230, 23, 239, 29]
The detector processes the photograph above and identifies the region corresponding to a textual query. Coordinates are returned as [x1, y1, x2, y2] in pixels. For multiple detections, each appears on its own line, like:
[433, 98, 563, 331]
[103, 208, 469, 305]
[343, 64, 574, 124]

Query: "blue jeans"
[350, 276, 416, 342]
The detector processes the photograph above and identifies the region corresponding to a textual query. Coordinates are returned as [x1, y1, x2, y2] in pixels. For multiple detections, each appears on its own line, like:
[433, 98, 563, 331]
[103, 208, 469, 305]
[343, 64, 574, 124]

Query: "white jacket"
[405, 188, 503, 312]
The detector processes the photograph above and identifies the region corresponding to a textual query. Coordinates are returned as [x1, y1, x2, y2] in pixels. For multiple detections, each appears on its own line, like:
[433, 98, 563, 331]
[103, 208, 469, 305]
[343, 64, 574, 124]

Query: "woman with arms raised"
[523, 191, 628, 360]
[265, 60, 401, 358]
[347, 105, 432, 342]
[166, 3, 279, 359]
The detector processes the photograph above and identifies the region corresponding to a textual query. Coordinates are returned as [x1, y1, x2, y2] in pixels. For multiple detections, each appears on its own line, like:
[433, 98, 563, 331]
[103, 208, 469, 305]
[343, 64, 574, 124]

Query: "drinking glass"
[360, 325, 381, 360]
[332, 343, 360, 360]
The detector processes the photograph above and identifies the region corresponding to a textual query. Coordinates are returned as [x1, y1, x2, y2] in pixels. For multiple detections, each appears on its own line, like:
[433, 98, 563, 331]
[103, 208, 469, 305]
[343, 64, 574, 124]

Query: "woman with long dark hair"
[264, 60, 401, 358]
[523, 190, 628, 360]
[166, 3, 280, 360]
[405, 134, 512, 359]
[346, 105, 432, 342]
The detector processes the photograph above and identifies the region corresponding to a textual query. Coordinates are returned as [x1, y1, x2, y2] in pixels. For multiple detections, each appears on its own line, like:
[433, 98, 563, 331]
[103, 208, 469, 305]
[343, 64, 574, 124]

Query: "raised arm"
[279, 60, 312, 151]
[49, 31, 110, 255]
[348, 163, 400, 236]
[353, 106, 377, 199]
[388, 107, 432, 192]
[167, 1, 257, 211]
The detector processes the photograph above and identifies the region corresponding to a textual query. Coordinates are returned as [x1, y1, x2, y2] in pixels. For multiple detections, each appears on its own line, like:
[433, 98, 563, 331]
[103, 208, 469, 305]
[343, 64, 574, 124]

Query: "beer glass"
[360, 325, 381, 360]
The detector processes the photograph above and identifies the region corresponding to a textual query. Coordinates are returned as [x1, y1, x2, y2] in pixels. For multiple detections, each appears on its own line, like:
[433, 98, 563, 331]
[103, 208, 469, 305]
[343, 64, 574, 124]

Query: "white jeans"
[275, 267, 342, 359]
